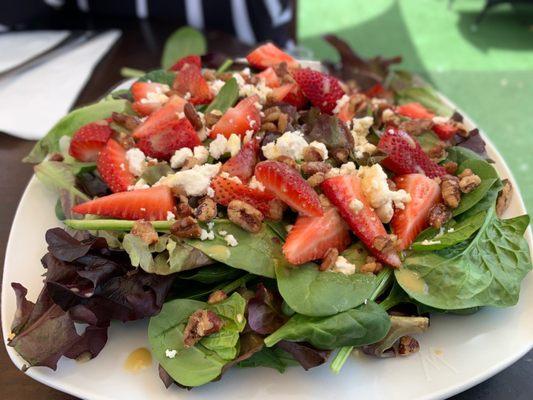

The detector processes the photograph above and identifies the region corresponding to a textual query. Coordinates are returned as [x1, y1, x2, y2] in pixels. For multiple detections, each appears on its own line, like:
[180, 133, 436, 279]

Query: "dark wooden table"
[0, 20, 531, 400]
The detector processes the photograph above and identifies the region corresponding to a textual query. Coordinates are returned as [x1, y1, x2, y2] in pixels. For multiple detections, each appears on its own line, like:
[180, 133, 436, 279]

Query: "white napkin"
[0, 30, 121, 140]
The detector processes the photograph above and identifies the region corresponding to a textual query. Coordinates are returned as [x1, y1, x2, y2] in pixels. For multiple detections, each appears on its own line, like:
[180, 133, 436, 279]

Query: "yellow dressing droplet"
[124, 347, 152, 373]
[396, 269, 428, 295]
[208, 245, 231, 260]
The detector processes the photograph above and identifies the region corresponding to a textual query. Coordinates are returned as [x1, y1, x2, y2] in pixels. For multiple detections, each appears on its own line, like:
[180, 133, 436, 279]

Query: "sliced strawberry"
[131, 81, 170, 116]
[69, 122, 113, 162]
[282, 84, 308, 109]
[210, 95, 261, 139]
[283, 208, 351, 265]
[255, 161, 323, 217]
[131, 81, 169, 102]
[337, 95, 355, 123]
[246, 43, 298, 70]
[432, 123, 458, 140]
[220, 138, 260, 182]
[72, 185, 175, 221]
[169, 55, 201, 71]
[292, 68, 345, 114]
[132, 96, 187, 139]
[173, 63, 212, 105]
[378, 127, 447, 178]
[396, 102, 434, 120]
[321, 175, 401, 267]
[137, 118, 201, 160]
[391, 174, 441, 250]
[97, 139, 135, 192]
[257, 67, 281, 88]
[132, 101, 159, 117]
[269, 84, 295, 103]
[365, 83, 388, 98]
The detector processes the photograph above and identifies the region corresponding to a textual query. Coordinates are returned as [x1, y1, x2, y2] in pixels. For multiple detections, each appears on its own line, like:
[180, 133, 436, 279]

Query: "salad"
[9, 28, 532, 389]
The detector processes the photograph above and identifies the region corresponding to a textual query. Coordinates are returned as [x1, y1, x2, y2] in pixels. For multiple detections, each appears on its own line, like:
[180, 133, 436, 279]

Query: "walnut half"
[183, 310, 223, 348]
[131, 220, 158, 245]
[440, 175, 461, 209]
[227, 200, 264, 233]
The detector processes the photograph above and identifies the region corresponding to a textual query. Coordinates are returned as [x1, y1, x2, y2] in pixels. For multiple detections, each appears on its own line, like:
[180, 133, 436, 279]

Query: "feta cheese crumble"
[140, 84, 170, 104]
[200, 229, 215, 241]
[262, 130, 309, 161]
[224, 234, 239, 247]
[233, 73, 273, 103]
[333, 94, 350, 114]
[209, 79, 226, 96]
[220, 171, 243, 184]
[165, 349, 177, 359]
[326, 162, 357, 179]
[166, 211, 176, 221]
[227, 133, 242, 156]
[125, 148, 147, 176]
[193, 145, 209, 164]
[420, 239, 442, 246]
[128, 178, 150, 191]
[209, 134, 242, 159]
[331, 256, 356, 275]
[206, 186, 215, 198]
[351, 116, 377, 158]
[170, 147, 193, 169]
[248, 176, 265, 191]
[155, 163, 221, 196]
[308, 141, 329, 160]
[349, 198, 364, 213]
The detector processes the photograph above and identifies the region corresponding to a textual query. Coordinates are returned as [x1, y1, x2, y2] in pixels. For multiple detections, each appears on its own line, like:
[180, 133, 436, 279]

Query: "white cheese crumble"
[209, 134, 242, 159]
[308, 141, 329, 160]
[220, 171, 243, 184]
[209, 79, 226, 96]
[331, 256, 356, 275]
[243, 129, 254, 144]
[128, 178, 150, 191]
[248, 176, 265, 191]
[351, 116, 377, 158]
[218, 230, 228, 236]
[125, 148, 147, 176]
[166, 211, 176, 221]
[155, 163, 221, 196]
[206, 186, 215, 198]
[333, 94, 350, 114]
[349, 198, 364, 213]
[227, 133, 242, 156]
[224, 234, 239, 247]
[193, 145, 209, 164]
[200, 229, 215, 241]
[233, 73, 272, 103]
[432, 116, 449, 125]
[381, 109, 397, 123]
[170, 147, 193, 169]
[420, 239, 442, 246]
[262, 130, 309, 161]
[325, 161, 357, 179]
[447, 227, 455, 233]
[140, 88, 169, 104]
[165, 349, 177, 359]
[285, 224, 294, 232]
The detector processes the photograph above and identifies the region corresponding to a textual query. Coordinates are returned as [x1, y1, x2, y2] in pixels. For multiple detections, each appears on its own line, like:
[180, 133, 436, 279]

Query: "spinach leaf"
[34, 161, 90, 203]
[161, 27, 206, 69]
[237, 346, 295, 373]
[265, 220, 290, 240]
[264, 301, 391, 350]
[458, 179, 502, 221]
[137, 69, 176, 87]
[275, 244, 379, 317]
[397, 207, 532, 309]
[24, 99, 130, 163]
[205, 78, 239, 114]
[140, 163, 174, 185]
[178, 264, 244, 284]
[415, 131, 446, 161]
[446, 146, 484, 164]
[186, 219, 278, 278]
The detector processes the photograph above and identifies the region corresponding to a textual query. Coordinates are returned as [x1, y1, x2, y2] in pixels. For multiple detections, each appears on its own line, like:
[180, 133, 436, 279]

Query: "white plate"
[2, 96, 533, 400]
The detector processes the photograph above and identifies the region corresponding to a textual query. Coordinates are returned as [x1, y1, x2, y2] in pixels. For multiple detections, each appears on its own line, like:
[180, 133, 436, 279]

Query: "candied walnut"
[267, 199, 286, 221]
[181, 156, 201, 170]
[131, 220, 158, 245]
[228, 200, 264, 233]
[427, 203, 452, 229]
[458, 168, 481, 193]
[442, 161, 458, 175]
[183, 309, 224, 348]
[302, 146, 324, 162]
[175, 195, 193, 217]
[170, 216, 202, 238]
[274, 62, 293, 83]
[427, 144, 447, 161]
[441, 175, 461, 209]
[301, 161, 332, 176]
[399, 119, 433, 136]
[277, 113, 288, 132]
[307, 172, 325, 187]
[115, 131, 136, 150]
[262, 106, 289, 133]
[205, 109, 222, 128]
[112, 112, 141, 131]
[264, 106, 281, 122]
[360, 256, 383, 274]
[373, 235, 396, 253]
[331, 148, 349, 163]
[319, 194, 332, 208]
[496, 179, 513, 217]
[397, 336, 420, 356]
[261, 121, 278, 132]
[207, 290, 228, 304]
[184, 102, 203, 130]
[319, 248, 339, 271]
[275, 155, 299, 170]
[194, 196, 217, 222]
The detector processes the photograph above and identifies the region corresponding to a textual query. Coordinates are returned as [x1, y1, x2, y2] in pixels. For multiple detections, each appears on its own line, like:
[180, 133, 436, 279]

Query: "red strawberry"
[432, 123, 458, 140]
[131, 81, 171, 116]
[292, 68, 345, 114]
[391, 174, 441, 250]
[69, 122, 113, 162]
[173, 63, 213, 105]
[257, 67, 281, 88]
[97, 139, 135, 192]
[378, 127, 447, 178]
[210, 174, 277, 217]
[169, 55, 201, 71]
[365, 83, 390, 99]
[269, 83, 295, 103]
[246, 43, 298, 70]
[396, 102, 434, 120]
[282, 84, 308, 109]
[210, 95, 261, 139]
[283, 207, 351, 265]
[137, 118, 201, 160]
[132, 96, 187, 139]
[72, 185, 175, 221]
[255, 161, 323, 217]
[321, 175, 401, 267]
[220, 138, 260, 182]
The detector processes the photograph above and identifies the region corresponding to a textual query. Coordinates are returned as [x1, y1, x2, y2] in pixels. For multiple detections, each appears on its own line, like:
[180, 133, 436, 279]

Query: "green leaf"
[237, 347, 295, 373]
[445, 146, 484, 164]
[205, 78, 239, 114]
[415, 131, 446, 162]
[140, 163, 174, 185]
[137, 69, 176, 87]
[178, 264, 244, 284]
[186, 219, 278, 278]
[34, 161, 90, 202]
[397, 207, 532, 309]
[264, 301, 391, 350]
[24, 99, 130, 163]
[161, 27, 206, 69]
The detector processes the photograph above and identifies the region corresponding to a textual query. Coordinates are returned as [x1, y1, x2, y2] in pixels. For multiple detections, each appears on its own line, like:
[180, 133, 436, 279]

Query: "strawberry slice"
[97, 139, 135, 192]
[132, 96, 187, 139]
[391, 174, 441, 250]
[137, 118, 201, 160]
[292, 68, 345, 114]
[337, 95, 355, 123]
[378, 127, 447, 178]
[432, 123, 458, 140]
[255, 161, 323, 217]
[210, 95, 261, 139]
[173, 63, 213, 105]
[269, 84, 295, 103]
[246, 43, 298, 70]
[72, 185, 175, 221]
[283, 207, 351, 265]
[396, 102, 434, 120]
[220, 138, 260, 182]
[131, 81, 170, 116]
[282, 84, 308, 109]
[69, 122, 113, 162]
[321, 175, 401, 267]
[169, 55, 201, 71]
[131, 81, 169, 102]
[257, 67, 281, 87]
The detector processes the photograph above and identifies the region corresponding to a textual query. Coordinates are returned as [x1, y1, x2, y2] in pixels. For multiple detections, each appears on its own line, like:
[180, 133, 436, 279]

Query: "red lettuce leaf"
[247, 283, 287, 335]
[277, 341, 330, 370]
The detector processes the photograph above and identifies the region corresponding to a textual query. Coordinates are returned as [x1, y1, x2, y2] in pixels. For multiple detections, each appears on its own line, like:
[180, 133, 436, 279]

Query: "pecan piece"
[360, 256, 383, 274]
[275, 155, 299, 170]
[397, 336, 420, 356]
[320, 248, 338, 271]
[307, 172, 325, 187]
[227, 200, 264, 233]
[496, 179, 513, 217]
[184, 102, 203, 130]
[427, 203, 452, 229]
[301, 161, 332, 176]
[194, 196, 217, 222]
[267, 199, 285, 221]
[373, 235, 396, 253]
[207, 290, 227, 304]
[170, 216, 202, 238]
[205, 109, 222, 128]
[331, 148, 349, 163]
[111, 112, 141, 130]
[399, 119, 433, 136]
[442, 161, 458, 175]
[458, 168, 481, 193]
[441, 175, 461, 208]
[131, 220, 159, 245]
[175, 195, 193, 217]
[302, 146, 324, 162]
[261, 121, 278, 132]
[183, 310, 224, 348]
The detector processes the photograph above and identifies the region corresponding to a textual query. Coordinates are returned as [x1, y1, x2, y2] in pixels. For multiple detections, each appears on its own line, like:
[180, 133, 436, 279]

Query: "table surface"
[0, 18, 532, 400]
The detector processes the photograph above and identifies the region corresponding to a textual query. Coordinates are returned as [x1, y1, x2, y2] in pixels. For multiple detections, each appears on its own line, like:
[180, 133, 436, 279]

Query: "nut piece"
[203, 69, 216, 81]
[262, 106, 289, 133]
[319, 194, 332, 208]
[302, 146, 324, 162]
[458, 168, 481, 193]
[194, 196, 218, 222]
[319, 248, 339, 271]
[111, 112, 141, 130]
[301, 161, 332, 176]
[496, 179, 513, 217]
[360, 256, 383, 274]
[170, 216, 202, 238]
[183, 309, 224, 348]
[307, 172, 325, 187]
[442, 161, 458, 175]
[397, 336, 420, 356]
[267, 199, 285, 221]
[175, 195, 193, 217]
[440, 175, 461, 208]
[399, 119, 433, 136]
[131, 220, 159, 245]
[208, 290, 228, 304]
[373, 235, 396, 253]
[184, 102, 203, 130]
[331, 148, 349, 163]
[261, 121, 278, 132]
[275, 155, 299, 170]
[427, 203, 452, 229]
[227, 200, 264, 233]
[205, 109, 222, 128]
